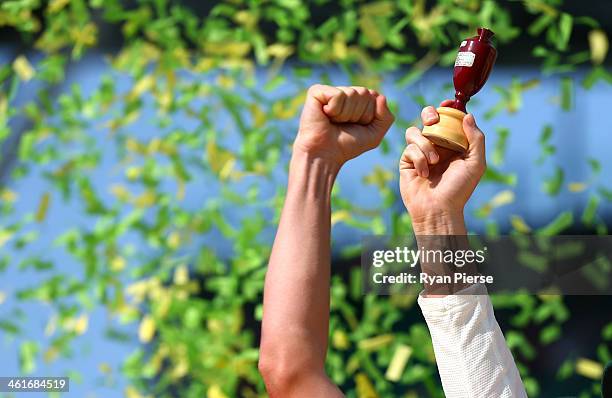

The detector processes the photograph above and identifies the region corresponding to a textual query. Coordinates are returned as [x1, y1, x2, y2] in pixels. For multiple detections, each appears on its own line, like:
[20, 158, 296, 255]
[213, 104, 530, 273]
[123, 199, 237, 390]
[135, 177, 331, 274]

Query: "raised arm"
[399, 102, 527, 397]
[258, 84, 394, 397]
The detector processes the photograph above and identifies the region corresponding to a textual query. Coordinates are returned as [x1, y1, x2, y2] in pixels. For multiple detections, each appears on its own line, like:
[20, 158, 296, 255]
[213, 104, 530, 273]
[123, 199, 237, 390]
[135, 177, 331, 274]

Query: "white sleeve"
[417, 283, 527, 398]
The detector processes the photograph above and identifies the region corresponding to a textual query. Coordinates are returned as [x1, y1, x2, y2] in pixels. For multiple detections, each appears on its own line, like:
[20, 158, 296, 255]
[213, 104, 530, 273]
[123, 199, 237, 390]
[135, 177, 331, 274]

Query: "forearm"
[413, 212, 526, 397]
[259, 150, 342, 396]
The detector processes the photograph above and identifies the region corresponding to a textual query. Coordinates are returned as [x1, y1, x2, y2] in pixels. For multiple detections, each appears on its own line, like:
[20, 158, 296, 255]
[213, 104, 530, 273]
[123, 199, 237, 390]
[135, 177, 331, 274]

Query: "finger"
[359, 96, 376, 124]
[333, 86, 358, 122]
[348, 87, 369, 123]
[463, 113, 486, 168]
[439, 99, 454, 107]
[405, 126, 439, 164]
[403, 143, 429, 178]
[370, 94, 395, 139]
[321, 91, 346, 118]
[420, 106, 439, 126]
[308, 84, 345, 117]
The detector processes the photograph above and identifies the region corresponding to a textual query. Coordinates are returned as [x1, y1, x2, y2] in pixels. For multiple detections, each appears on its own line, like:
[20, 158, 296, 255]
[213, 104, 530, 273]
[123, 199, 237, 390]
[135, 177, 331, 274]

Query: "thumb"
[304, 84, 345, 117]
[463, 113, 486, 165]
[370, 94, 395, 137]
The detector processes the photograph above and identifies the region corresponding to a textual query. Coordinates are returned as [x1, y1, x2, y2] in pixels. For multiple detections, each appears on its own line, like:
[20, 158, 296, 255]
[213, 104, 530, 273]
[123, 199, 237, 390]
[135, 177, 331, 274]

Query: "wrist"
[287, 149, 339, 198]
[292, 135, 345, 171]
[410, 209, 466, 235]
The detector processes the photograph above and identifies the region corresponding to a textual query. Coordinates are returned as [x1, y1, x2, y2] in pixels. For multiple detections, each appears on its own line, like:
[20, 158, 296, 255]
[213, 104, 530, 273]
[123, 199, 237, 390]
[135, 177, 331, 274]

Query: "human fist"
[294, 84, 395, 168]
[399, 100, 487, 221]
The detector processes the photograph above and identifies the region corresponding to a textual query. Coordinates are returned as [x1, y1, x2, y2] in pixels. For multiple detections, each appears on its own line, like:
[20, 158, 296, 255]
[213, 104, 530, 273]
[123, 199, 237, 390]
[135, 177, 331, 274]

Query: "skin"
[258, 87, 487, 396]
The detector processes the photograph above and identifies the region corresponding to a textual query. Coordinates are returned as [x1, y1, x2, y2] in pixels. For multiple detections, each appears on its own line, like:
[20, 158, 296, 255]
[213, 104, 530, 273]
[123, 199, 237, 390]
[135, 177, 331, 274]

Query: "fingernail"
[428, 151, 439, 163]
[425, 111, 436, 123]
[421, 167, 429, 178]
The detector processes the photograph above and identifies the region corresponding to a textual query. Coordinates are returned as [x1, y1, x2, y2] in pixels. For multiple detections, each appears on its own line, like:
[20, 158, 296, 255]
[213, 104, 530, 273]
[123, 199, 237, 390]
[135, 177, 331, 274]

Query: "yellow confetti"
[358, 334, 394, 351]
[173, 264, 189, 285]
[35, 192, 51, 223]
[331, 210, 352, 226]
[249, 104, 266, 128]
[70, 22, 98, 51]
[267, 44, 293, 59]
[43, 347, 60, 363]
[511, 215, 531, 233]
[110, 256, 126, 272]
[355, 372, 379, 398]
[13, 55, 35, 81]
[358, 15, 385, 49]
[589, 29, 609, 65]
[125, 386, 139, 398]
[167, 232, 181, 250]
[385, 344, 412, 382]
[74, 314, 89, 335]
[134, 190, 156, 208]
[48, 0, 70, 13]
[157, 90, 172, 110]
[206, 140, 236, 180]
[568, 182, 587, 192]
[233, 10, 257, 28]
[207, 385, 229, 398]
[204, 41, 251, 57]
[576, 358, 603, 379]
[194, 57, 215, 73]
[125, 166, 141, 180]
[0, 189, 17, 202]
[332, 329, 350, 350]
[360, 0, 394, 16]
[128, 75, 155, 100]
[99, 362, 112, 374]
[0, 229, 12, 248]
[125, 138, 144, 153]
[147, 137, 161, 154]
[363, 166, 394, 190]
[490, 189, 515, 208]
[333, 32, 348, 60]
[216, 74, 235, 89]
[171, 358, 188, 379]
[110, 184, 130, 201]
[271, 93, 306, 120]
[138, 315, 156, 343]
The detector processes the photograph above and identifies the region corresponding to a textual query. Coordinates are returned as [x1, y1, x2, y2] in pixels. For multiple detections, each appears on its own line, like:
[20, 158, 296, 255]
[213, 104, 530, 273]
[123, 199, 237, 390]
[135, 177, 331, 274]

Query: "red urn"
[422, 27, 497, 152]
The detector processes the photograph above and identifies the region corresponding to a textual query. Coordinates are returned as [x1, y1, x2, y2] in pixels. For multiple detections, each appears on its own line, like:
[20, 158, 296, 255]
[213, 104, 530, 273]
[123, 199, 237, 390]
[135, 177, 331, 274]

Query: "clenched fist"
[294, 84, 395, 168]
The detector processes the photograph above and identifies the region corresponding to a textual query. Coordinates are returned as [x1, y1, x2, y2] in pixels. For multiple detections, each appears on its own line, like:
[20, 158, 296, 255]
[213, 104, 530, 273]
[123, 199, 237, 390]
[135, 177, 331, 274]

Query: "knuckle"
[407, 143, 422, 157]
[405, 126, 420, 140]
[344, 88, 358, 97]
[353, 86, 368, 95]
[307, 84, 323, 94]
